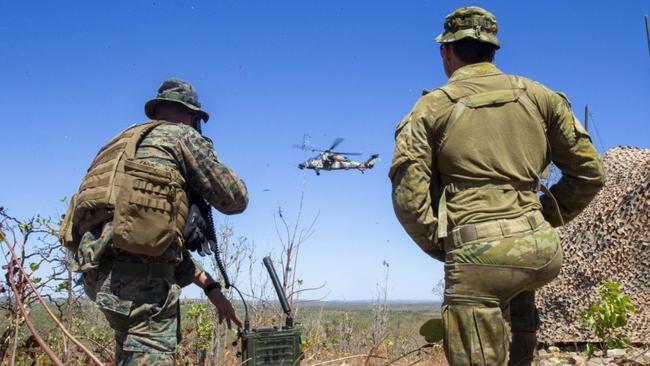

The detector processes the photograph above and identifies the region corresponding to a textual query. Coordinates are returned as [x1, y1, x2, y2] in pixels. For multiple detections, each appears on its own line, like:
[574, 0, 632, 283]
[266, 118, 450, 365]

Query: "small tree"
[274, 192, 319, 310]
[580, 280, 636, 354]
[0, 206, 81, 364]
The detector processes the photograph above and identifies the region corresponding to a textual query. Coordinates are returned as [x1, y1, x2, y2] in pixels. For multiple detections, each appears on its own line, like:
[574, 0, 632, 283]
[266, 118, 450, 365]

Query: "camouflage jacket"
[389, 63, 605, 259]
[79, 121, 248, 286]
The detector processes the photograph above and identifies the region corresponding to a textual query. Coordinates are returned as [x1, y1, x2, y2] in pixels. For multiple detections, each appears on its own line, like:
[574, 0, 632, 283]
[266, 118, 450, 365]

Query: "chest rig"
[433, 75, 562, 243]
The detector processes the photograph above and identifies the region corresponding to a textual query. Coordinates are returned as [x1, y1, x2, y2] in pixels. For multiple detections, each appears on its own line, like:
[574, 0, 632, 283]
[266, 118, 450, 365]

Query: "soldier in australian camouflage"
[71, 78, 248, 365]
[389, 7, 605, 366]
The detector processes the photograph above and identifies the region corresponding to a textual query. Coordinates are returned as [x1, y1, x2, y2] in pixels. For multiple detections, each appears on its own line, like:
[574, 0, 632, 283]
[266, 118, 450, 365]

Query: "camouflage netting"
[537, 146, 650, 344]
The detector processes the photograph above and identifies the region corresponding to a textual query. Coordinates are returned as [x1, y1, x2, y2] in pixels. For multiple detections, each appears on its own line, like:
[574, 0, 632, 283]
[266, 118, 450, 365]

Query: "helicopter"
[296, 137, 379, 175]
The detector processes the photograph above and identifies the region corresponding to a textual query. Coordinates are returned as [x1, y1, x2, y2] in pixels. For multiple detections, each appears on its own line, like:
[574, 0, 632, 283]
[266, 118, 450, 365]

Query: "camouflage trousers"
[442, 218, 563, 366]
[83, 262, 181, 366]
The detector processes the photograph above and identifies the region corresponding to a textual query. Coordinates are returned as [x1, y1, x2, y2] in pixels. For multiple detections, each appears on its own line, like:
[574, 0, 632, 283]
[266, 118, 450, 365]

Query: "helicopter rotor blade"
[331, 151, 363, 156]
[329, 137, 344, 151]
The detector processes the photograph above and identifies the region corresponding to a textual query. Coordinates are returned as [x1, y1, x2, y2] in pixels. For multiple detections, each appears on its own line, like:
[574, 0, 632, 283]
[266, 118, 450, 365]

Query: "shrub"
[580, 280, 636, 354]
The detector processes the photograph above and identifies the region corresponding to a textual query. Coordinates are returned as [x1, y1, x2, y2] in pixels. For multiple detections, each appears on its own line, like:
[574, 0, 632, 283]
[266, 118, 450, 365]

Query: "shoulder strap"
[508, 76, 553, 171]
[122, 121, 166, 159]
[434, 85, 466, 156]
[508, 76, 548, 132]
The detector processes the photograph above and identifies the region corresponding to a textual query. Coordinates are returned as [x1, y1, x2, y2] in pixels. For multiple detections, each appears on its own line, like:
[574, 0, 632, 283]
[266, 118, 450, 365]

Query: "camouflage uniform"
[389, 7, 605, 366]
[77, 79, 248, 365]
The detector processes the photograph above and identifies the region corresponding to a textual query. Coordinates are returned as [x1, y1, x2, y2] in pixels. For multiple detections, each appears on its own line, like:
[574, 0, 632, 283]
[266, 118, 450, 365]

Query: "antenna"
[584, 104, 589, 132]
[645, 15, 650, 59]
[262, 256, 294, 328]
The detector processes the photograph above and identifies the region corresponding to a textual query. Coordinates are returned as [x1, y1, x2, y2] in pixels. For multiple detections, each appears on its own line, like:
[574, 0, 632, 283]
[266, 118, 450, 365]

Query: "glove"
[184, 204, 208, 255]
[199, 239, 217, 257]
[183, 204, 217, 256]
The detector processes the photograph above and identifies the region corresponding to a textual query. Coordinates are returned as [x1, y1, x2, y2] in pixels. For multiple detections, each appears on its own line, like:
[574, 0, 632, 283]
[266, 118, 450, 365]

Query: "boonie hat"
[435, 6, 500, 48]
[145, 77, 209, 122]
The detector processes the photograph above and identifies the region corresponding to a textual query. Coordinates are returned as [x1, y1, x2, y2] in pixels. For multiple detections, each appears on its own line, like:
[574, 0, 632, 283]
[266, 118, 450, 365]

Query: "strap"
[111, 261, 175, 279]
[445, 181, 540, 194]
[123, 121, 166, 159]
[203, 281, 222, 295]
[106, 121, 168, 200]
[444, 211, 547, 248]
[437, 185, 450, 238]
[508, 75, 552, 169]
[446, 101, 468, 134]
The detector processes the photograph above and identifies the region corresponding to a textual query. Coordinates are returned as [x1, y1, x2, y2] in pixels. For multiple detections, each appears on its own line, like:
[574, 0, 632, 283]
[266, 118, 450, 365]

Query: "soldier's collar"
[448, 62, 502, 82]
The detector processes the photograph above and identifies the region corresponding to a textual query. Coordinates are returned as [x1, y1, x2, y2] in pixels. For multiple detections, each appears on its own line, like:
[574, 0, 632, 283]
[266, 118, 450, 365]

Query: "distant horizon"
[181, 297, 443, 305]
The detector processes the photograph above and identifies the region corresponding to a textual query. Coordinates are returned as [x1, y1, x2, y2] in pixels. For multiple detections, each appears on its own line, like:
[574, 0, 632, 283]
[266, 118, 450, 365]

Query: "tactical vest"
[433, 75, 562, 241]
[60, 121, 189, 256]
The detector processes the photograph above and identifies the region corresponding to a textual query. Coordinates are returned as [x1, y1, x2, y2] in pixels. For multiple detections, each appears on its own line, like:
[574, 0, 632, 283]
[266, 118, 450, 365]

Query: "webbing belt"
[436, 181, 564, 241]
[437, 181, 540, 239]
[110, 261, 175, 279]
[443, 210, 546, 250]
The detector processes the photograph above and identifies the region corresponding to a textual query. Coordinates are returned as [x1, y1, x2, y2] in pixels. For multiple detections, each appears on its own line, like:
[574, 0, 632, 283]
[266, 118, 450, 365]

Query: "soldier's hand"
[207, 288, 243, 329]
[184, 204, 209, 255]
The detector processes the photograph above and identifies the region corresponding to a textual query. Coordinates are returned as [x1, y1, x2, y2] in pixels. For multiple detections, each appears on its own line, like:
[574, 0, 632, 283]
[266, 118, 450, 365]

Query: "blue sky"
[1, 1, 648, 301]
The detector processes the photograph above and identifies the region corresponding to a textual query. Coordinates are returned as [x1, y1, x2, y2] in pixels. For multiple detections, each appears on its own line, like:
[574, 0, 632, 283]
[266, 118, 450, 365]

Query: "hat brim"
[145, 98, 210, 122]
[435, 30, 500, 49]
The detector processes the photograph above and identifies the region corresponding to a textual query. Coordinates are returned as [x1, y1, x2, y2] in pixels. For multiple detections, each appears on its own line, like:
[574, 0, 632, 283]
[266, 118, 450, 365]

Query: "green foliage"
[187, 302, 208, 319]
[18, 222, 30, 232]
[580, 280, 636, 353]
[56, 281, 70, 292]
[30, 262, 40, 271]
[187, 302, 215, 352]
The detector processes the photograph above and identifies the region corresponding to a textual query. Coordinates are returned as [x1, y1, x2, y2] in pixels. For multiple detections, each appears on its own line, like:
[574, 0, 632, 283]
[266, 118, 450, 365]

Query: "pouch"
[112, 159, 187, 256]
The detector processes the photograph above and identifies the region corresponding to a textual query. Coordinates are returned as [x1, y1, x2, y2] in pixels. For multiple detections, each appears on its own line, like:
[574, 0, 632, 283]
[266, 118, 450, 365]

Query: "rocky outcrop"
[537, 147, 650, 344]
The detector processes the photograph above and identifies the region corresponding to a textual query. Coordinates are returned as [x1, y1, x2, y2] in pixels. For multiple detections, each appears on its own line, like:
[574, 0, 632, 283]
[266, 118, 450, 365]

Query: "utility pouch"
[59, 194, 81, 251]
[112, 158, 188, 256]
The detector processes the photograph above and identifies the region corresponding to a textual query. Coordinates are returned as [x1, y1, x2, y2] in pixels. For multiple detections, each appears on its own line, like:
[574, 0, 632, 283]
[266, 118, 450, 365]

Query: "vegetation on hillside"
[0, 202, 445, 365]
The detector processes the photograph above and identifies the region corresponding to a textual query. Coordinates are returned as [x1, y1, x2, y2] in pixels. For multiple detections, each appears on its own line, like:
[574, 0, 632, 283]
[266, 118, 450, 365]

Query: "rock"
[538, 360, 553, 366]
[538, 349, 550, 359]
[549, 346, 561, 353]
[587, 358, 606, 366]
[593, 350, 604, 357]
[606, 349, 626, 358]
[628, 349, 650, 365]
[568, 353, 587, 365]
[587, 357, 615, 366]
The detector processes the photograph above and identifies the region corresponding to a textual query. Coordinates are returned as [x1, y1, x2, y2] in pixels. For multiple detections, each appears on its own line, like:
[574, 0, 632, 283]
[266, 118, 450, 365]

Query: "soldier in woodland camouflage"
[389, 7, 605, 366]
[75, 78, 248, 365]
